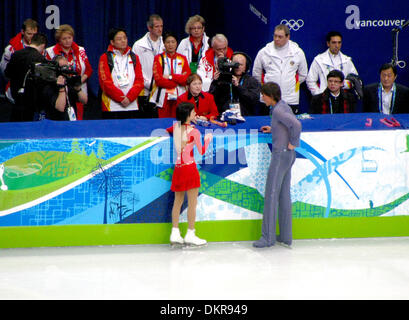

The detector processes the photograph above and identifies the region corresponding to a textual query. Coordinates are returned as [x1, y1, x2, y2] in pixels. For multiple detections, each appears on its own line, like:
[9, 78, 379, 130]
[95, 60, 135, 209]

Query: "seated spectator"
[98, 28, 144, 119]
[363, 63, 409, 114]
[209, 51, 260, 116]
[45, 24, 93, 120]
[176, 73, 219, 121]
[40, 55, 88, 121]
[197, 34, 233, 92]
[310, 69, 356, 114]
[177, 15, 209, 74]
[150, 32, 191, 118]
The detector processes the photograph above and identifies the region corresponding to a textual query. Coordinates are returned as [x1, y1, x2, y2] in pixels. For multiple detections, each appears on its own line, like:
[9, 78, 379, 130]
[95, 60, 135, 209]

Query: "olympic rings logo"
[280, 19, 304, 31]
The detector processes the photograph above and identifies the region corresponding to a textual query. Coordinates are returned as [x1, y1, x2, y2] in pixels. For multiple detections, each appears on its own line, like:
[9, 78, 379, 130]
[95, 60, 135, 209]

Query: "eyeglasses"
[190, 26, 203, 31]
[328, 79, 342, 84]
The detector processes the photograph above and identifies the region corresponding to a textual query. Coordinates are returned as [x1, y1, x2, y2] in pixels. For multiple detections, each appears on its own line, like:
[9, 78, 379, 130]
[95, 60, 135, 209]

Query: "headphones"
[232, 51, 252, 73]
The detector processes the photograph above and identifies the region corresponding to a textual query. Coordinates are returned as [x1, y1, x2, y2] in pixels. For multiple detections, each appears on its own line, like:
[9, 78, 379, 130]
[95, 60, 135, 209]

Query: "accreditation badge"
[166, 87, 178, 100]
[229, 103, 240, 110]
[67, 106, 77, 121]
[189, 62, 198, 74]
[116, 72, 130, 88]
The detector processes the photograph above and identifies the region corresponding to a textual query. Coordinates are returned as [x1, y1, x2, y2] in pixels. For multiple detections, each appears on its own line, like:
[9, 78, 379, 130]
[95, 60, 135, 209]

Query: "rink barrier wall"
[2, 115, 409, 248]
[1, 216, 409, 248]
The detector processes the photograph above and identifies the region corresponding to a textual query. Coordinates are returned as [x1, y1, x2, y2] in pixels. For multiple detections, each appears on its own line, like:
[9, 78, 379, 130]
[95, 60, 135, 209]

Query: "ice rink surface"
[1, 237, 409, 300]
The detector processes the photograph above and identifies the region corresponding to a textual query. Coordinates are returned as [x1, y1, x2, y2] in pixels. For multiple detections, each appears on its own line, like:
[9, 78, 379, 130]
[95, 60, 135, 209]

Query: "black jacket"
[363, 83, 409, 114]
[41, 84, 79, 121]
[310, 89, 356, 114]
[209, 73, 260, 116]
[4, 47, 46, 103]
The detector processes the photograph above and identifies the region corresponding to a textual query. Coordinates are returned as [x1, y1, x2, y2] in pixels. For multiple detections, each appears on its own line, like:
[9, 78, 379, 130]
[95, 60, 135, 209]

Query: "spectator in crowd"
[98, 28, 144, 119]
[253, 82, 301, 249]
[309, 69, 356, 114]
[177, 15, 209, 74]
[4, 32, 47, 122]
[150, 32, 191, 118]
[132, 14, 164, 117]
[197, 34, 233, 92]
[363, 63, 409, 114]
[1, 18, 39, 103]
[307, 31, 358, 96]
[45, 24, 93, 120]
[176, 73, 219, 121]
[40, 55, 88, 121]
[252, 24, 308, 114]
[209, 51, 260, 115]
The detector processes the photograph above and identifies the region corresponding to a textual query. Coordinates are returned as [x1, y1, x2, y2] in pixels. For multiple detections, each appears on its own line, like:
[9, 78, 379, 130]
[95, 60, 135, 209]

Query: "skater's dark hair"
[261, 82, 281, 102]
[176, 102, 195, 124]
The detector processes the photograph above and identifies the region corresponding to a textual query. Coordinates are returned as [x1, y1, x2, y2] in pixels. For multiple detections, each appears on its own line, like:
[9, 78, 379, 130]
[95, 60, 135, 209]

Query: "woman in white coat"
[177, 15, 209, 74]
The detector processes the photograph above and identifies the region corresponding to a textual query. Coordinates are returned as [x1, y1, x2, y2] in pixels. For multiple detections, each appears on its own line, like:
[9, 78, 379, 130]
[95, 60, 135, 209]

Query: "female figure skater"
[253, 82, 301, 248]
[170, 102, 213, 247]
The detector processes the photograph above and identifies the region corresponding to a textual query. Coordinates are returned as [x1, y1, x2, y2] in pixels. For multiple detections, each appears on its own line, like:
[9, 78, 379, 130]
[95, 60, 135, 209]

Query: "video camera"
[30, 61, 81, 88]
[217, 57, 240, 84]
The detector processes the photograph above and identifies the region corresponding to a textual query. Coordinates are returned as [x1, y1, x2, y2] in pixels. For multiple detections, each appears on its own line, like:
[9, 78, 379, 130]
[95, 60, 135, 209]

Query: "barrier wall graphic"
[1, 130, 409, 237]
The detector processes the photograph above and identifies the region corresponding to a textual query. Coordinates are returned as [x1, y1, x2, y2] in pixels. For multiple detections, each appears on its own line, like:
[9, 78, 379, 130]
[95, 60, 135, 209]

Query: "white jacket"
[1, 44, 15, 102]
[132, 33, 165, 96]
[196, 54, 214, 92]
[0, 44, 13, 75]
[252, 40, 308, 105]
[306, 49, 358, 95]
[176, 33, 209, 64]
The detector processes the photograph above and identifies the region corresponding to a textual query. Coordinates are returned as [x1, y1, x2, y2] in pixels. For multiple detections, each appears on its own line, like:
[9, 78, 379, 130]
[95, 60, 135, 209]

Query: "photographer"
[4, 32, 47, 121]
[197, 34, 233, 92]
[209, 52, 260, 116]
[40, 55, 88, 120]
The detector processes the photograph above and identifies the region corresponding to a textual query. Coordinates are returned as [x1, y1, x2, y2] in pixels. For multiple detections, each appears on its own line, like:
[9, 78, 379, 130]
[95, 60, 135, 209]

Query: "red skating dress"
[171, 124, 211, 192]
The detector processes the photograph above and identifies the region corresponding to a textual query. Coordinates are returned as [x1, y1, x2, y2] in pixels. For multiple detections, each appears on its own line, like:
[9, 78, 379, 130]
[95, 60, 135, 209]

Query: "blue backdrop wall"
[1, 0, 409, 113]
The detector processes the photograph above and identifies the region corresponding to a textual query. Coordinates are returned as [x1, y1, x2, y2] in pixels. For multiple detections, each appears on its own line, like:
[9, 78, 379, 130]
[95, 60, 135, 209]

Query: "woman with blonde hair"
[177, 15, 209, 73]
[46, 24, 93, 120]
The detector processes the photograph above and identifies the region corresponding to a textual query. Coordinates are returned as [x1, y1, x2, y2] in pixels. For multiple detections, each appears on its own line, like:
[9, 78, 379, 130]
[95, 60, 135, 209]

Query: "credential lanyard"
[229, 78, 244, 103]
[327, 52, 343, 72]
[60, 48, 77, 72]
[21, 38, 28, 49]
[165, 54, 177, 76]
[147, 36, 159, 56]
[114, 53, 130, 75]
[190, 41, 203, 62]
[378, 83, 396, 114]
[329, 98, 334, 114]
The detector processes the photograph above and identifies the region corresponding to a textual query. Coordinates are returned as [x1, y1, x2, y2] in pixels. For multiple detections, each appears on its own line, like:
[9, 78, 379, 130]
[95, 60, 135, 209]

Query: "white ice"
[1, 237, 409, 300]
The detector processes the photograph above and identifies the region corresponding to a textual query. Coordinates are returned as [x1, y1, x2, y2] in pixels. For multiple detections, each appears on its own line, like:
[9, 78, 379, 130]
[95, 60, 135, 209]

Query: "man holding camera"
[4, 32, 47, 122]
[209, 52, 260, 115]
[197, 34, 233, 92]
[40, 55, 88, 121]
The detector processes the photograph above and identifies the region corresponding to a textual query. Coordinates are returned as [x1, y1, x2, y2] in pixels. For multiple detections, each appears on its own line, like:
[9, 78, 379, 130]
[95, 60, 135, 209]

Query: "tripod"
[391, 20, 409, 68]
